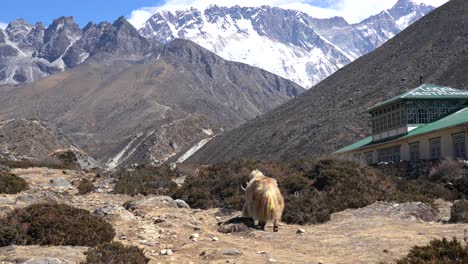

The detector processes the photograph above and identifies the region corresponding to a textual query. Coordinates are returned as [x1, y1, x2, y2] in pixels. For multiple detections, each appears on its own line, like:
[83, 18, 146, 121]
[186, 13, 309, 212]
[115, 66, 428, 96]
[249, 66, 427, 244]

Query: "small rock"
[268, 258, 277, 263]
[193, 226, 201, 231]
[154, 217, 165, 224]
[222, 249, 242, 256]
[257, 251, 267, 255]
[142, 241, 157, 247]
[49, 178, 72, 188]
[212, 237, 219, 241]
[190, 233, 199, 240]
[160, 249, 173, 256]
[215, 216, 222, 221]
[0, 164, 11, 172]
[175, 199, 190, 209]
[119, 235, 127, 240]
[296, 228, 306, 234]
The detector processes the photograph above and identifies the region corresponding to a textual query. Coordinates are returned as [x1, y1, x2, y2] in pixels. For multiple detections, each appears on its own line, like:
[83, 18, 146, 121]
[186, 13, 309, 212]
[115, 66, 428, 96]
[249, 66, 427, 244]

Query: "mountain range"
[188, 0, 468, 164]
[0, 17, 303, 168]
[0, 0, 433, 88]
[0, 0, 451, 169]
[139, 0, 434, 88]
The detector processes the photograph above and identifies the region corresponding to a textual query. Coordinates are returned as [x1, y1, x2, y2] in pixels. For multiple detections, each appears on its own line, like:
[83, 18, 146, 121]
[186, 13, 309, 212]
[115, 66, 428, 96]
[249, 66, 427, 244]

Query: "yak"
[241, 169, 285, 232]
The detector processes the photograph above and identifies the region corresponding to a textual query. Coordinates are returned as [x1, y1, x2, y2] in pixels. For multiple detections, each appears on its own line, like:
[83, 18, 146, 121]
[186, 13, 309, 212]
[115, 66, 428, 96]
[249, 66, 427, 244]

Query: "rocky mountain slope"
[0, 19, 303, 168]
[0, 119, 72, 160]
[188, 0, 468, 164]
[0, 118, 99, 169]
[0, 16, 153, 85]
[139, 0, 433, 88]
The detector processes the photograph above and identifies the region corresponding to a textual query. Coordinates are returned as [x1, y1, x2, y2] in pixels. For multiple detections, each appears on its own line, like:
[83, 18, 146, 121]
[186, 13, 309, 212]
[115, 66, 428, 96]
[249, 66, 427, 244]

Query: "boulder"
[93, 204, 136, 221]
[49, 178, 72, 188]
[124, 196, 178, 210]
[175, 199, 190, 209]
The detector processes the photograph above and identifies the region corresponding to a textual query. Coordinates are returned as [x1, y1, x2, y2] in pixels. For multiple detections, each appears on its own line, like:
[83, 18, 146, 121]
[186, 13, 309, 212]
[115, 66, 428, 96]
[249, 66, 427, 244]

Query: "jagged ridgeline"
[139, 0, 433, 88]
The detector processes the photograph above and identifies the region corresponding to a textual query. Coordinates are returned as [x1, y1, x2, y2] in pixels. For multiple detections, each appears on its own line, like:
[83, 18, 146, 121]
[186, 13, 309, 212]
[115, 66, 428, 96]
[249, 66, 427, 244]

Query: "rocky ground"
[0, 167, 467, 264]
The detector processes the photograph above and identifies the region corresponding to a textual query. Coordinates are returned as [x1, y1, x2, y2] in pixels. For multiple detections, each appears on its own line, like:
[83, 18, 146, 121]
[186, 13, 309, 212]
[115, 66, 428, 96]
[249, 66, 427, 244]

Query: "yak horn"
[240, 184, 247, 191]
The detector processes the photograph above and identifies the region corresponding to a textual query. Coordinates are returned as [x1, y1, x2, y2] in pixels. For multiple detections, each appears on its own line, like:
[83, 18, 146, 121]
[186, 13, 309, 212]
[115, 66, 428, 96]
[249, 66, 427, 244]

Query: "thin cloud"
[128, 0, 449, 28]
[0, 22, 8, 30]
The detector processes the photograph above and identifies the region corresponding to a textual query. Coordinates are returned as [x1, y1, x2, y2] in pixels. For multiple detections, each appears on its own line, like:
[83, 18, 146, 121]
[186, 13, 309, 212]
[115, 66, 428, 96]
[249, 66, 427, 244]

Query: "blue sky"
[0, 0, 447, 30]
[0, 0, 164, 27]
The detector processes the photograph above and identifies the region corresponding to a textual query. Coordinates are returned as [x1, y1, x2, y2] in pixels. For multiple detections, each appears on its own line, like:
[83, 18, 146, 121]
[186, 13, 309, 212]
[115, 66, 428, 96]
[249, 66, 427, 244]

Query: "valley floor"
[0, 168, 466, 264]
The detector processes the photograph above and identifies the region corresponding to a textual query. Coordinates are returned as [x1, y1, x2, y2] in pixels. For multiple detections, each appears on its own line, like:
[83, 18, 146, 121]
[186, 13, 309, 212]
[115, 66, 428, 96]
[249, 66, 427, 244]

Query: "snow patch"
[176, 137, 213, 163]
[202, 128, 213, 136]
[396, 11, 418, 30]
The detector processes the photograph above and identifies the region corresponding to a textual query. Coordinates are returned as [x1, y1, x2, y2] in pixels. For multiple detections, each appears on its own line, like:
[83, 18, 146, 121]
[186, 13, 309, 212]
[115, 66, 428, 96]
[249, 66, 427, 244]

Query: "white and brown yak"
[241, 169, 285, 232]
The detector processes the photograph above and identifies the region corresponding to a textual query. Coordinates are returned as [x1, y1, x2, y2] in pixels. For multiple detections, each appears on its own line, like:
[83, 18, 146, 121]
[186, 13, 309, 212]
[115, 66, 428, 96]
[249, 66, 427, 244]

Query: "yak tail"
[260, 190, 277, 221]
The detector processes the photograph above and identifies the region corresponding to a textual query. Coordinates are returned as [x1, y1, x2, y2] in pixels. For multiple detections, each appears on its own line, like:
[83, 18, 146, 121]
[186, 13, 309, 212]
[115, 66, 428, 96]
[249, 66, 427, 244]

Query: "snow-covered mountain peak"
[139, 2, 434, 88]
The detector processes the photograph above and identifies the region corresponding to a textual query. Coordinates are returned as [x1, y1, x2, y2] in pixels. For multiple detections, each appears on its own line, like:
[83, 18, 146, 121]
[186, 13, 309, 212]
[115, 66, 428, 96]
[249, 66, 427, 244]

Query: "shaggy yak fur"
[242, 169, 285, 232]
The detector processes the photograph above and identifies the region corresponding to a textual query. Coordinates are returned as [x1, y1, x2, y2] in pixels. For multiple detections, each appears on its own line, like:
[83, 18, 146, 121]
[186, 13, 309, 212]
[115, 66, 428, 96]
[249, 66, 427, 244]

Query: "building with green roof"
[336, 84, 468, 163]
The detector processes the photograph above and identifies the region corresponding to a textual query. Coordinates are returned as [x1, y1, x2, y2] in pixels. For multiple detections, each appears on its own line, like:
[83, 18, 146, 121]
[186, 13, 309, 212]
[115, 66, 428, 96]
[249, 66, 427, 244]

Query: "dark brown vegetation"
[396, 237, 468, 264]
[81, 242, 149, 264]
[449, 200, 468, 223]
[0, 204, 115, 247]
[0, 157, 76, 170]
[112, 158, 466, 225]
[113, 165, 178, 196]
[0, 171, 28, 194]
[78, 178, 95, 195]
[173, 158, 468, 224]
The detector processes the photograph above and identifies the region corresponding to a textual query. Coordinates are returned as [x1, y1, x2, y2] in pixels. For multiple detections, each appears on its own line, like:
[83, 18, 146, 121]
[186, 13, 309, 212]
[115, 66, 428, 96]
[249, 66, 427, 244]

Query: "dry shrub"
[449, 200, 468, 223]
[453, 177, 468, 198]
[177, 158, 389, 224]
[113, 165, 178, 196]
[0, 171, 28, 194]
[82, 242, 149, 264]
[0, 203, 115, 247]
[385, 177, 457, 203]
[78, 178, 95, 195]
[173, 160, 253, 212]
[428, 160, 464, 182]
[396, 237, 468, 264]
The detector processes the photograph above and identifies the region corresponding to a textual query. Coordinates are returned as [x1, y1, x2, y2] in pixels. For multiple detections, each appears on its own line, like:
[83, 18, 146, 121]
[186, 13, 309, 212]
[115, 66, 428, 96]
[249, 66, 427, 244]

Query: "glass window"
[366, 152, 373, 164]
[453, 133, 466, 160]
[378, 146, 401, 162]
[409, 142, 420, 161]
[430, 137, 441, 160]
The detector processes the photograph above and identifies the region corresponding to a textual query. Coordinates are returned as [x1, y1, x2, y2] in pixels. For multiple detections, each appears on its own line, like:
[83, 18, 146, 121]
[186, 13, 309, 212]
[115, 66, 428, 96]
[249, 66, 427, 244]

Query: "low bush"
[0, 171, 28, 194]
[173, 161, 252, 212]
[177, 158, 390, 224]
[428, 160, 464, 182]
[81, 242, 149, 264]
[78, 178, 95, 195]
[0, 203, 115, 247]
[113, 165, 178, 196]
[396, 237, 468, 264]
[449, 200, 468, 223]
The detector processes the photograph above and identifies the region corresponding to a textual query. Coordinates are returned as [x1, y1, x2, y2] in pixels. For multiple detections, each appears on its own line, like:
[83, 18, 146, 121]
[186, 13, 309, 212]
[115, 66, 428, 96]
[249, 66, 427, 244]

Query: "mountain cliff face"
[0, 16, 153, 85]
[139, 0, 434, 88]
[0, 23, 304, 168]
[188, 0, 468, 164]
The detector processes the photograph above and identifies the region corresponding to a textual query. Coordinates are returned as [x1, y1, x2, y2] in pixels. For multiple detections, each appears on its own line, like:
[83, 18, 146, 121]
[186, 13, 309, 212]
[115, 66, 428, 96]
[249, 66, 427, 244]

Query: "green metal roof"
[335, 107, 468, 154]
[368, 84, 468, 111]
[335, 136, 372, 153]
